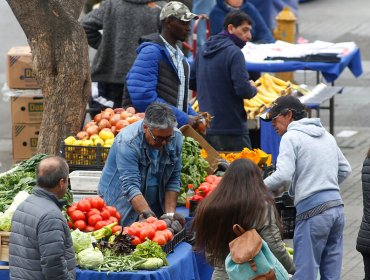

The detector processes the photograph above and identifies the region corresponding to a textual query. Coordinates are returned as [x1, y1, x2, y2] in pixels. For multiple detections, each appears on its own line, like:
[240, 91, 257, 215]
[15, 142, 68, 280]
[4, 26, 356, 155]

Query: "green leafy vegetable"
[71, 229, 93, 253]
[132, 239, 168, 266]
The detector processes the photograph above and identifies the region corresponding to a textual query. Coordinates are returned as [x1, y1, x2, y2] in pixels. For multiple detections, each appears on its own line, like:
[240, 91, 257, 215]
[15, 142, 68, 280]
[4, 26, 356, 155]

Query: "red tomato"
[67, 221, 73, 229]
[161, 229, 174, 241]
[146, 216, 157, 223]
[154, 220, 167, 231]
[77, 199, 91, 213]
[106, 206, 117, 217]
[152, 232, 167, 245]
[95, 220, 108, 230]
[115, 211, 122, 222]
[87, 208, 100, 217]
[126, 226, 140, 237]
[205, 175, 217, 184]
[74, 220, 86, 231]
[90, 197, 105, 210]
[131, 236, 142, 246]
[131, 222, 144, 229]
[88, 214, 103, 226]
[139, 226, 155, 240]
[67, 205, 77, 216]
[85, 226, 95, 232]
[70, 210, 85, 222]
[100, 208, 111, 220]
[112, 225, 122, 234]
[147, 223, 157, 231]
[108, 216, 119, 224]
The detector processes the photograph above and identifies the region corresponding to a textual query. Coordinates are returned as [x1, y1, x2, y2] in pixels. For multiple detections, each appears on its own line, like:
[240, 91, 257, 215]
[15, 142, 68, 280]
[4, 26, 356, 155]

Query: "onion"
[101, 110, 113, 120]
[98, 119, 112, 130]
[114, 108, 124, 114]
[120, 110, 133, 120]
[83, 121, 96, 131]
[109, 114, 121, 126]
[135, 112, 145, 119]
[116, 119, 130, 131]
[93, 113, 102, 123]
[110, 126, 117, 135]
[76, 131, 89, 140]
[126, 106, 136, 114]
[86, 124, 99, 136]
[126, 116, 140, 124]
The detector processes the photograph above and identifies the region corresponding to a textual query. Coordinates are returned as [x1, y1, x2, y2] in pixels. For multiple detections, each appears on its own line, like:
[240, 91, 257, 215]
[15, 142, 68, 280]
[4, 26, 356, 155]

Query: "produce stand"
[0, 242, 200, 280]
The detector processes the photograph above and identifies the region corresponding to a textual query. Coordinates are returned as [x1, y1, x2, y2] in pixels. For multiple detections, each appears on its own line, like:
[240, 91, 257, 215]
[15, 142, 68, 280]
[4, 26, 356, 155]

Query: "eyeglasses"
[147, 127, 174, 143]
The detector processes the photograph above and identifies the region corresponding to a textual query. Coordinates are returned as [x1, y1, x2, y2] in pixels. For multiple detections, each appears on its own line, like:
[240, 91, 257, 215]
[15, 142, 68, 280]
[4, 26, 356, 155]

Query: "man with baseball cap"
[262, 95, 352, 279]
[124, 1, 200, 129]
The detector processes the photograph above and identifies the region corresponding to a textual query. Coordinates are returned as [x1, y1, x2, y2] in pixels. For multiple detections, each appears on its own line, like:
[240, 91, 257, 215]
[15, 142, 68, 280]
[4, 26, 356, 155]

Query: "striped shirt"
[160, 35, 187, 112]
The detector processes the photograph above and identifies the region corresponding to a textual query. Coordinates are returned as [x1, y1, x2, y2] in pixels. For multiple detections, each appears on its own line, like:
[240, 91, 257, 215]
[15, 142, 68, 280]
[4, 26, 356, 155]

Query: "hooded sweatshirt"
[189, 34, 257, 135]
[264, 118, 351, 210]
[209, 0, 275, 44]
[81, 0, 166, 84]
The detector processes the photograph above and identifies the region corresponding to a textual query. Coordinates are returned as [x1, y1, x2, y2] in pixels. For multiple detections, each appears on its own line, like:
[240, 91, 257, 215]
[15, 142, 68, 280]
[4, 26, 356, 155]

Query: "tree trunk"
[6, 0, 91, 155]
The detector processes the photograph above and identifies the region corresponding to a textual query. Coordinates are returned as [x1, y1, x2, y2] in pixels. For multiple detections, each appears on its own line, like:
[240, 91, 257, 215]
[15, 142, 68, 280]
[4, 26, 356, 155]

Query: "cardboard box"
[10, 96, 44, 123]
[0, 231, 10, 262]
[12, 123, 40, 159]
[180, 125, 219, 174]
[7, 46, 39, 89]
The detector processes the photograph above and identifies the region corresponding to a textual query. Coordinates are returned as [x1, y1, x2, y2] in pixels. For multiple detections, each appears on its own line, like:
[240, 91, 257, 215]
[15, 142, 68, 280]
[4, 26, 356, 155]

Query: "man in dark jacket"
[190, 11, 257, 151]
[81, 0, 166, 116]
[125, 1, 199, 128]
[9, 156, 75, 280]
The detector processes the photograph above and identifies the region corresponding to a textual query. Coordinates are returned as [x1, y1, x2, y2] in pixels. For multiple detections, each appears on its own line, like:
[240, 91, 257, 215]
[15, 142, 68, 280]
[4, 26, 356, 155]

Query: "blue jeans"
[293, 205, 345, 280]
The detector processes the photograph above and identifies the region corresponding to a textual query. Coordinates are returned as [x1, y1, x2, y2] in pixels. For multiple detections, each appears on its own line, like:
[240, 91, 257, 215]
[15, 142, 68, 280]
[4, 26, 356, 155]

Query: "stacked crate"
[6, 46, 43, 163]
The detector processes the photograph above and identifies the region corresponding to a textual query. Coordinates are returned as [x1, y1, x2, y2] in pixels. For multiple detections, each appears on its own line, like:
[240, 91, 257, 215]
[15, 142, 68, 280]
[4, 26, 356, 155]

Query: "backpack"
[225, 224, 289, 280]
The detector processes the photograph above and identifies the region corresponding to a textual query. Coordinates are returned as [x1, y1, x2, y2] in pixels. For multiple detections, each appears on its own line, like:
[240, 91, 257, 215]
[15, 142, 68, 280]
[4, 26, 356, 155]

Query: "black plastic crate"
[275, 192, 296, 239]
[59, 141, 110, 171]
[162, 227, 186, 254]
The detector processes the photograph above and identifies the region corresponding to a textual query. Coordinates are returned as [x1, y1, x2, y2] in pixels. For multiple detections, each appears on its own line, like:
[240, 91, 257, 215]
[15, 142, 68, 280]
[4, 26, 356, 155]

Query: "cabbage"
[77, 247, 104, 269]
[0, 191, 30, 231]
[71, 229, 93, 253]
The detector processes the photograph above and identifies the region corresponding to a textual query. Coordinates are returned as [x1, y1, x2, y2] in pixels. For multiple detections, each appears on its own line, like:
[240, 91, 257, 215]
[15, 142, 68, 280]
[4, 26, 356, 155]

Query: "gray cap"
[160, 1, 199, 21]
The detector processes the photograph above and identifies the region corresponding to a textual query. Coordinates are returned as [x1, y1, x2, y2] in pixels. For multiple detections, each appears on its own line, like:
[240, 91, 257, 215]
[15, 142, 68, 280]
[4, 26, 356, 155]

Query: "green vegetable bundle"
[179, 137, 209, 204]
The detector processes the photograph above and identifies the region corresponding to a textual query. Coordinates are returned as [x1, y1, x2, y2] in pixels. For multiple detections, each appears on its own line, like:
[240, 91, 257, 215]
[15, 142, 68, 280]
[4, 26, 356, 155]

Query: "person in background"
[262, 95, 351, 280]
[357, 148, 370, 280]
[125, 1, 199, 128]
[209, 0, 275, 44]
[192, 158, 295, 279]
[9, 156, 75, 280]
[190, 11, 257, 151]
[98, 103, 183, 226]
[80, 0, 166, 116]
[191, 0, 216, 48]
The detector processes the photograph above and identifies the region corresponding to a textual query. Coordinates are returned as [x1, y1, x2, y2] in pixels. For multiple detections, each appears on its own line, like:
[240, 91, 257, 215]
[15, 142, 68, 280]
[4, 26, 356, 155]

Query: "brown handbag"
[229, 224, 276, 280]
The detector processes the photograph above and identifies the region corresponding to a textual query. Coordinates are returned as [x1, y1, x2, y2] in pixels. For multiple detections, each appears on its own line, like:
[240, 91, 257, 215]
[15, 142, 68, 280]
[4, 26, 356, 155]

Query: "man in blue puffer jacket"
[125, 1, 199, 128]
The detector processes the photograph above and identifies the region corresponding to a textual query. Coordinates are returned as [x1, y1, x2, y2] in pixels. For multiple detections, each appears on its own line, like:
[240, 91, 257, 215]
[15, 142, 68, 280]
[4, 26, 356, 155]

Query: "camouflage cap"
[160, 1, 199, 22]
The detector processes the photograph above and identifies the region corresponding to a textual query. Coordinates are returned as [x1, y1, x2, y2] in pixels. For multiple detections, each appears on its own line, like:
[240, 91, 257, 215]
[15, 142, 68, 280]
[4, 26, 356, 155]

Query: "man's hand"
[138, 209, 156, 221]
[188, 115, 197, 126]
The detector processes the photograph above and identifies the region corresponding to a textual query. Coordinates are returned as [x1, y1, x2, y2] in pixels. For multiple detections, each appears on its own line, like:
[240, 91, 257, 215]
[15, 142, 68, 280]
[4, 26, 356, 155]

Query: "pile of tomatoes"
[191, 174, 223, 202]
[123, 217, 174, 246]
[66, 196, 122, 233]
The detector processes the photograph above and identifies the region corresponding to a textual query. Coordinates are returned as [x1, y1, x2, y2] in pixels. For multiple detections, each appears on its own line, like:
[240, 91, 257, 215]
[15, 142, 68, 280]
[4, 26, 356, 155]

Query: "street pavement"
[1, 0, 370, 278]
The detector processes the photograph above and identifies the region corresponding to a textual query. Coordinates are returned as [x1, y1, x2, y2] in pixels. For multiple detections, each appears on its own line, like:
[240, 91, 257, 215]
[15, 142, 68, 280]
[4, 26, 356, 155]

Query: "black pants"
[362, 252, 370, 280]
[89, 82, 124, 118]
[205, 133, 252, 151]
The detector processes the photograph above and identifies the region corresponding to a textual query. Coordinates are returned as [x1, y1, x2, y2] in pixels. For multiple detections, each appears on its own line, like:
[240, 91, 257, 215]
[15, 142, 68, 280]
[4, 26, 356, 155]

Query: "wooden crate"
[0, 232, 10, 262]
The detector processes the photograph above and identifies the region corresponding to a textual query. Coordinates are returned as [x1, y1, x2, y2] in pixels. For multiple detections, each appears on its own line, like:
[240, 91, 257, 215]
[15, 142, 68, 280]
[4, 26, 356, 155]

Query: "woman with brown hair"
[192, 158, 294, 279]
[356, 148, 370, 280]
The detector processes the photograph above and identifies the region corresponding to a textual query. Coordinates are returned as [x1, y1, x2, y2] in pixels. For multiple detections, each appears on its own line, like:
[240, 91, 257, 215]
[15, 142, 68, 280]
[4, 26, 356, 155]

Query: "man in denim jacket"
[98, 103, 183, 226]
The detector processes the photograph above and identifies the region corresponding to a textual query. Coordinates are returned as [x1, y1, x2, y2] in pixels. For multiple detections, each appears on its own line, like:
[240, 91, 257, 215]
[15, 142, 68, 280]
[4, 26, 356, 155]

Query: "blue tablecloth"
[0, 243, 200, 280]
[246, 47, 363, 83]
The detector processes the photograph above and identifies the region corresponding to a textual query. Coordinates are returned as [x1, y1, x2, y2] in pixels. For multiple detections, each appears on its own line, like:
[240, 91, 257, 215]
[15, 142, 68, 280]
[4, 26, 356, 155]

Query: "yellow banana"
[269, 74, 289, 87]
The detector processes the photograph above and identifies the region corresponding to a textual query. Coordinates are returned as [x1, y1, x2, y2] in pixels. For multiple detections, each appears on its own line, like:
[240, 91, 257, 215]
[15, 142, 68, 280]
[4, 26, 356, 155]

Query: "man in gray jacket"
[9, 156, 75, 280]
[81, 0, 166, 116]
[262, 95, 351, 280]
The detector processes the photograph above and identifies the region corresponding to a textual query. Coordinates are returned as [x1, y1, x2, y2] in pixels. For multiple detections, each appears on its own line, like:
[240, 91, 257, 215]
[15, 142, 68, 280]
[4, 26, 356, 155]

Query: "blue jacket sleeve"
[243, 3, 275, 44]
[230, 50, 257, 99]
[126, 45, 195, 128]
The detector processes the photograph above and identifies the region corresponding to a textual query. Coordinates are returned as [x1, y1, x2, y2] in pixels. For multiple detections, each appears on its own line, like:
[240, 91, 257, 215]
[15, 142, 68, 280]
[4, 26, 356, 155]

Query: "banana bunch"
[192, 99, 199, 112]
[245, 74, 296, 119]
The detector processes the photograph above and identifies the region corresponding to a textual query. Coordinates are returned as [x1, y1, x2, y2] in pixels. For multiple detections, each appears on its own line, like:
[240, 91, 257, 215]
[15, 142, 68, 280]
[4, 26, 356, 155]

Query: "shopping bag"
[225, 224, 289, 280]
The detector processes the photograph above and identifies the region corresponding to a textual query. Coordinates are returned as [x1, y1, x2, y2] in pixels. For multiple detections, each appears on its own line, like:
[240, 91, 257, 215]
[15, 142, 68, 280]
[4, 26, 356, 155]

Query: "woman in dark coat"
[357, 148, 370, 280]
